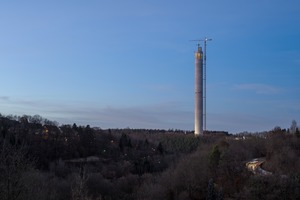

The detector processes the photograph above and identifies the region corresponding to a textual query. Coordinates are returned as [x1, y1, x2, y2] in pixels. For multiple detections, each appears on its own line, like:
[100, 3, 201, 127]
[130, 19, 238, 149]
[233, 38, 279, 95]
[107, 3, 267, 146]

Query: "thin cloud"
[233, 83, 281, 94]
[0, 97, 193, 130]
[0, 96, 10, 101]
[207, 112, 286, 134]
[55, 102, 193, 130]
[2, 96, 297, 133]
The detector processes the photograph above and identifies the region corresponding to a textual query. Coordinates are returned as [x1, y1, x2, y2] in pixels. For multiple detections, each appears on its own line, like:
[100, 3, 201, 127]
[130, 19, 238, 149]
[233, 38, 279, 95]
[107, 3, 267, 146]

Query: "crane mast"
[203, 37, 212, 132]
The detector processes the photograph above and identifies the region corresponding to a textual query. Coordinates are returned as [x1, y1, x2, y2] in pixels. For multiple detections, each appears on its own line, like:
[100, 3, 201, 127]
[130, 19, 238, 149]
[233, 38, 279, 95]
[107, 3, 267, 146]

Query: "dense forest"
[0, 113, 300, 200]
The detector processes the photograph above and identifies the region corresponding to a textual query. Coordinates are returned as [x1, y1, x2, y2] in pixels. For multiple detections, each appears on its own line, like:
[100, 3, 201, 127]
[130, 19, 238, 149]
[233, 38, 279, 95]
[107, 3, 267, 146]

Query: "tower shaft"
[195, 46, 203, 136]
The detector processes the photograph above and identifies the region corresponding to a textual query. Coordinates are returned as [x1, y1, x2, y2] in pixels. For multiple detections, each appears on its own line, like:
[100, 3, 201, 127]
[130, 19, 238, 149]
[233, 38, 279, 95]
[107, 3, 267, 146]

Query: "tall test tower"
[194, 44, 204, 136]
[193, 38, 212, 136]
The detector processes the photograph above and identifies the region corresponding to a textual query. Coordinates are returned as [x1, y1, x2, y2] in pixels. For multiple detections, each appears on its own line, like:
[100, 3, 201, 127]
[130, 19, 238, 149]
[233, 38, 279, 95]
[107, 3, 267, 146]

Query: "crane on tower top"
[190, 37, 212, 47]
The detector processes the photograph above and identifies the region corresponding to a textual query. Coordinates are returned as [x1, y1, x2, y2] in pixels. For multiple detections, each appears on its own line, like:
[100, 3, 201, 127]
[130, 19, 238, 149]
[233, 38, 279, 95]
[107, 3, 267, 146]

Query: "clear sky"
[0, 0, 299, 133]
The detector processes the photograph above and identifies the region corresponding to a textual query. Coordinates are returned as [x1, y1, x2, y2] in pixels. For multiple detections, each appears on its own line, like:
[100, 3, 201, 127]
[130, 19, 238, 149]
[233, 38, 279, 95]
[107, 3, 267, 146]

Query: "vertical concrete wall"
[195, 46, 203, 136]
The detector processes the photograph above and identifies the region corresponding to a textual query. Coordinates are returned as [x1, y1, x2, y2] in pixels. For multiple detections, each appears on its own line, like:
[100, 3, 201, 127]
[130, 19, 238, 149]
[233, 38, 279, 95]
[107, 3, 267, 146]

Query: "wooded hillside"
[0, 114, 299, 199]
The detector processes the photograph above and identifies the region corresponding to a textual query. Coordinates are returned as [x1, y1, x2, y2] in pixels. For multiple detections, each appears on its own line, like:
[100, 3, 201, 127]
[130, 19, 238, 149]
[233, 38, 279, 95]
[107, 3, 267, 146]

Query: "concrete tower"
[194, 45, 203, 136]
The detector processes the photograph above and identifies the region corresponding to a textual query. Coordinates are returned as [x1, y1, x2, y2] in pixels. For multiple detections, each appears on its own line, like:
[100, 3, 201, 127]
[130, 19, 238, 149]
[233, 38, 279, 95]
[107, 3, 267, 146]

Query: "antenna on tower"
[190, 37, 212, 133]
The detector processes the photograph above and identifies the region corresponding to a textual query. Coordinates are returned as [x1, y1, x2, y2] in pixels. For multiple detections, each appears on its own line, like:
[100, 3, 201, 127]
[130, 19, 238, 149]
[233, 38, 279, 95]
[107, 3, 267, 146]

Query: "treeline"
[0, 114, 300, 199]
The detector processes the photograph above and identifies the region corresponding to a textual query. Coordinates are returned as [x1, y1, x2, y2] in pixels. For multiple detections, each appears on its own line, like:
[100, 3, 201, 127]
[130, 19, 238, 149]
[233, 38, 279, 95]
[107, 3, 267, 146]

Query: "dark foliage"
[0, 114, 299, 199]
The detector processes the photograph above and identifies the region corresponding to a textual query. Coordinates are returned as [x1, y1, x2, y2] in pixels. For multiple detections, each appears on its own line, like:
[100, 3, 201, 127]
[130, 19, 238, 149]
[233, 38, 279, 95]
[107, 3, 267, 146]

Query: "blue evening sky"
[0, 0, 299, 133]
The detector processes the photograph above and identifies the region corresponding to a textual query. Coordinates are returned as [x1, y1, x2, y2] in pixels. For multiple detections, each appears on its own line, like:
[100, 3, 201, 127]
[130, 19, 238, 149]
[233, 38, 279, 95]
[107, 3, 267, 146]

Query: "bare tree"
[290, 120, 298, 134]
[71, 167, 93, 200]
[0, 142, 35, 200]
